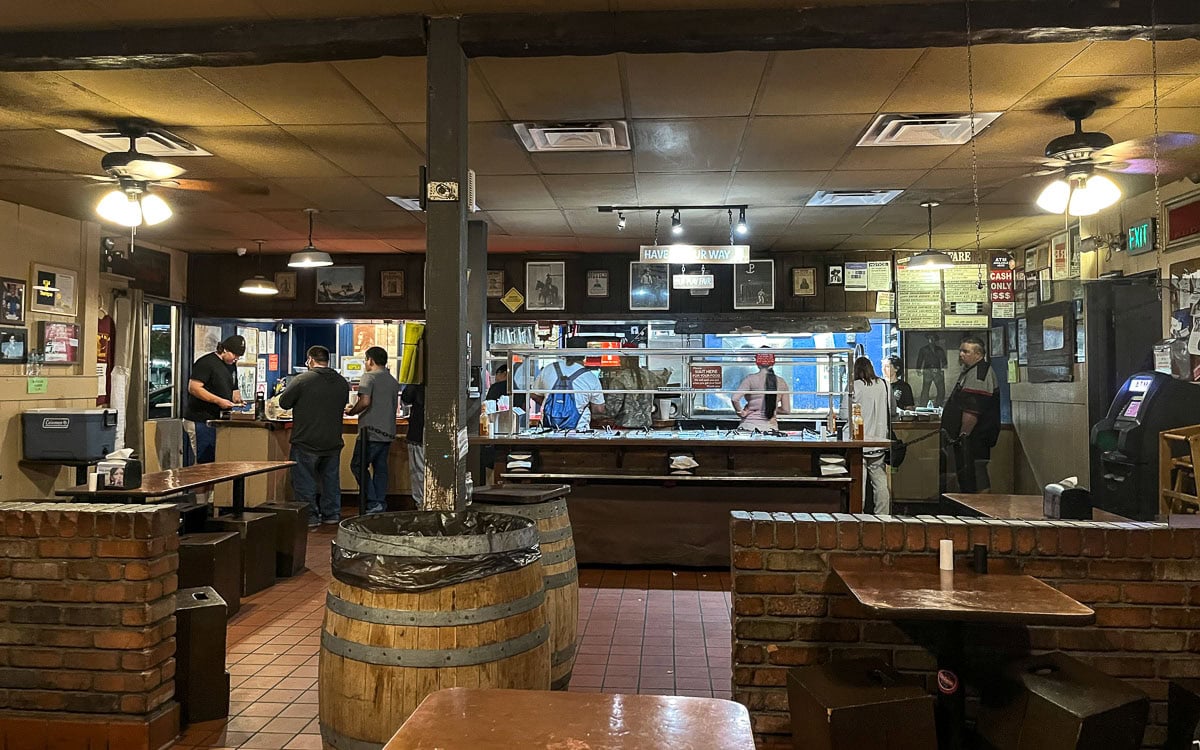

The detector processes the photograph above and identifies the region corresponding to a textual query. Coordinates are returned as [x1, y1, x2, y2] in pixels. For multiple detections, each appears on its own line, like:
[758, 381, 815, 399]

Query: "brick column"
[0, 503, 180, 750]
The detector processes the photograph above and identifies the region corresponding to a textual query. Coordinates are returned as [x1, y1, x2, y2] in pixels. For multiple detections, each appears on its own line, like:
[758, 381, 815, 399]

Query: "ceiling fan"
[1027, 99, 1200, 216]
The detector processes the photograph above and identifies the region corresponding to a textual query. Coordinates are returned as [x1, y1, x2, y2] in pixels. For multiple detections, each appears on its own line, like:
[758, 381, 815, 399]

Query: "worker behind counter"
[601, 355, 670, 429]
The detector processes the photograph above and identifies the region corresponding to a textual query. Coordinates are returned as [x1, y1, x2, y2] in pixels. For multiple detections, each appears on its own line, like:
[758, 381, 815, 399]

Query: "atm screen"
[1128, 376, 1153, 394]
[1122, 399, 1143, 420]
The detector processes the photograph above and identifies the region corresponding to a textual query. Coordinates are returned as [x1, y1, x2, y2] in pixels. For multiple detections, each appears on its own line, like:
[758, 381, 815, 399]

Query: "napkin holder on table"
[97, 448, 142, 490]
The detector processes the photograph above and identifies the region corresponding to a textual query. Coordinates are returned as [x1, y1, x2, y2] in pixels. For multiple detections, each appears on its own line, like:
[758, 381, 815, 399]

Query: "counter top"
[473, 432, 888, 448]
[212, 418, 408, 429]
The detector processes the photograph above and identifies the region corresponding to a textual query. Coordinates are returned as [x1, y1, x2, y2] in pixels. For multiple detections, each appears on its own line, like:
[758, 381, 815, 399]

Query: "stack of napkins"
[506, 451, 533, 473]
[669, 452, 699, 475]
[819, 455, 848, 476]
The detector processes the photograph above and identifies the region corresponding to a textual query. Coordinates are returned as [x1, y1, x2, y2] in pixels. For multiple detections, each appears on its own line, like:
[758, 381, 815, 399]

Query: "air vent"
[807, 190, 903, 207]
[857, 112, 1002, 147]
[513, 121, 631, 152]
[387, 197, 423, 211]
[56, 128, 211, 157]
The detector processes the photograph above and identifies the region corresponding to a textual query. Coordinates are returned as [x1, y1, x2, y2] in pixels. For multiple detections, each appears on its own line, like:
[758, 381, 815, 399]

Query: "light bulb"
[97, 190, 142, 227]
[1036, 179, 1071, 214]
[139, 193, 172, 225]
[617, 212, 626, 231]
[735, 208, 748, 236]
[1067, 174, 1121, 216]
[671, 209, 683, 236]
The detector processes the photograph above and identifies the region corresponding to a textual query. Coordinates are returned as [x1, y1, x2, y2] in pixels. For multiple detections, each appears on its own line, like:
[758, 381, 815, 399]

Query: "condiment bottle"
[826, 405, 837, 438]
[852, 403, 864, 441]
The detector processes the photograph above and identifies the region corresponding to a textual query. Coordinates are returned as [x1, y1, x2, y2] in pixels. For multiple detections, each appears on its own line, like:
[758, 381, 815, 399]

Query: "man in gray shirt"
[346, 346, 400, 515]
[279, 345, 351, 527]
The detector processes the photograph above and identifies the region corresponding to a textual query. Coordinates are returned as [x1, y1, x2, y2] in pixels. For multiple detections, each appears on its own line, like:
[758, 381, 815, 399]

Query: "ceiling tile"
[331, 58, 505, 123]
[835, 144, 958, 171]
[634, 172, 730, 204]
[486, 235, 581, 252]
[196, 63, 387, 125]
[563, 208, 653, 238]
[757, 49, 923, 115]
[837, 235, 919, 250]
[474, 56, 625, 121]
[1160, 77, 1200, 107]
[61, 69, 269, 126]
[1013, 74, 1194, 112]
[633, 119, 747, 172]
[270, 177, 395, 211]
[486, 210, 573, 237]
[736, 206, 802, 235]
[543, 173, 637, 209]
[0, 2, 112, 31]
[468, 122, 535, 175]
[475, 175, 556, 210]
[771, 234, 851, 252]
[794, 206, 881, 230]
[935, 107, 1134, 170]
[1058, 40, 1200, 77]
[173, 126, 345, 178]
[725, 171, 825, 205]
[0, 72, 136, 130]
[883, 43, 1089, 112]
[625, 52, 766, 118]
[282, 124, 425, 177]
[739, 115, 874, 171]
[819, 169, 928, 190]
[531, 150, 634, 175]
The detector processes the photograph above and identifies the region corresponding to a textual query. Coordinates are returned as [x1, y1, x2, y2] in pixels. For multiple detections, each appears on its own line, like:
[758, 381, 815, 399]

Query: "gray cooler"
[22, 408, 118, 461]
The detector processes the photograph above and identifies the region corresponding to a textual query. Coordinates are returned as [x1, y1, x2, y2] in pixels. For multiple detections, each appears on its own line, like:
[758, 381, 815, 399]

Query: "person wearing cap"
[601, 354, 670, 429]
[731, 350, 791, 431]
[183, 334, 246, 464]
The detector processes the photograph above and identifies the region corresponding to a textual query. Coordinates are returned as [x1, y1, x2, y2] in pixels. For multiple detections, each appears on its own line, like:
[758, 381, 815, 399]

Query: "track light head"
[735, 208, 748, 236]
[670, 208, 683, 236]
[617, 211, 626, 231]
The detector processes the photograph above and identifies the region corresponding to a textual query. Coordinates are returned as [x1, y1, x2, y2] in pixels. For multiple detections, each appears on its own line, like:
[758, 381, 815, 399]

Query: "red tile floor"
[172, 522, 733, 749]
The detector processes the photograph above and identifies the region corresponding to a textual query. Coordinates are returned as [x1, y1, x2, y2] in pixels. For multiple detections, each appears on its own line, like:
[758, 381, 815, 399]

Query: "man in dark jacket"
[279, 345, 351, 527]
[942, 336, 1001, 493]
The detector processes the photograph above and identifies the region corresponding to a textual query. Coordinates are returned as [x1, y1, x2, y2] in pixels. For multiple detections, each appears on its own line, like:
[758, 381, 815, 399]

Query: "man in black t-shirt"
[184, 335, 245, 465]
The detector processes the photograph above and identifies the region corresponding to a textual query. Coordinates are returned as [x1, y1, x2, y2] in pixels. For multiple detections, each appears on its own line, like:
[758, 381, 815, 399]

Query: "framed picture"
[586, 270, 609, 298]
[791, 267, 817, 297]
[1036, 242, 1051, 270]
[1024, 245, 1038, 272]
[1, 277, 26, 325]
[194, 324, 222, 356]
[827, 264, 844, 286]
[273, 271, 297, 300]
[380, 270, 406, 298]
[990, 326, 1006, 357]
[30, 264, 77, 317]
[38, 321, 79, 364]
[486, 270, 505, 299]
[316, 266, 365, 304]
[526, 261, 565, 311]
[0, 326, 27, 364]
[236, 364, 256, 398]
[1166, 190, 1200, 251]
[1039, 270, 1053, 303]
[734, 260, 776, 310]
[629, 263, 669, 311]
[1005, 320, 1018, 353]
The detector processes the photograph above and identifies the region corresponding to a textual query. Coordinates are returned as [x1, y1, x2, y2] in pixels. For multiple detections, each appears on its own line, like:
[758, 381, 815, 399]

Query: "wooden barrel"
[471, 491, 578, 691]
[319, 511, 550, 749]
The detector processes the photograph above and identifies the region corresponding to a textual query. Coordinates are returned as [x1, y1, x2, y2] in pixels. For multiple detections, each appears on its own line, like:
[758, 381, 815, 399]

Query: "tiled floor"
[172, 521, 733, 749]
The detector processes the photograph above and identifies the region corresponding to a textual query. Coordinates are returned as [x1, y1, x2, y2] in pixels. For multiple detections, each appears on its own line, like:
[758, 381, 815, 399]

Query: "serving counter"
[211, 418, 410, 507]
[472, 431, 887, 566]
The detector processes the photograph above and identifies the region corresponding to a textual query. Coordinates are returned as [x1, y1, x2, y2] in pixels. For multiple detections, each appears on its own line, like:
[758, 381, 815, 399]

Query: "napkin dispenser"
[1043, 483, 1093, 520]
[97, 448, 143, 490]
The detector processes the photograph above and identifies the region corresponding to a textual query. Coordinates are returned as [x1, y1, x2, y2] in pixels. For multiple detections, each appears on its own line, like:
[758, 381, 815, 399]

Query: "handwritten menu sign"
[896, 267, 943, 329]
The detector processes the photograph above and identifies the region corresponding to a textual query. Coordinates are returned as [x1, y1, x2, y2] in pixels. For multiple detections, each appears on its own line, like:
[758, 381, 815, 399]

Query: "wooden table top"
[470, 484, 570, 504]
[56, 461, 295, 498]
[832, 558, 1095, 626]
[943, 493, 1131, 523]
[384, 688, 754, 750]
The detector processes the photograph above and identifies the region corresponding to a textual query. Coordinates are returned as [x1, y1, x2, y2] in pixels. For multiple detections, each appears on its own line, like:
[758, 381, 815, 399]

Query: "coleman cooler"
[22, 408, 118, 461]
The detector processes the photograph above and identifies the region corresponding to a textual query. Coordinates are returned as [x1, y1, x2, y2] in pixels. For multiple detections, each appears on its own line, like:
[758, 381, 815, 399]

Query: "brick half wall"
[730, 511, 1199, 749]
[0, 503, 180, 750]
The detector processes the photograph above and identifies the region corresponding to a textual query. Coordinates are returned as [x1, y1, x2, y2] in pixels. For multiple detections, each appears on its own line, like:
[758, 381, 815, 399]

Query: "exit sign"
[1127, 218, 1156, 255]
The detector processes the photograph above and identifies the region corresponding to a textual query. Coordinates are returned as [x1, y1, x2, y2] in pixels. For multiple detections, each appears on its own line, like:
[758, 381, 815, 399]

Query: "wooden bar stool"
[1160, 424, 1200, 515]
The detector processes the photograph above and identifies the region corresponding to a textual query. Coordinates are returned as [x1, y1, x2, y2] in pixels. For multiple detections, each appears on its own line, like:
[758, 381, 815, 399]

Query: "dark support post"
[423, 17, 470, 511]
[466, 220, 488, 484]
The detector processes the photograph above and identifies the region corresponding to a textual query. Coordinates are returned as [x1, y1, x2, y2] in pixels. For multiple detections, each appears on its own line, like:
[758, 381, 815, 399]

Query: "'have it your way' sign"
[639, 245, 750, 264]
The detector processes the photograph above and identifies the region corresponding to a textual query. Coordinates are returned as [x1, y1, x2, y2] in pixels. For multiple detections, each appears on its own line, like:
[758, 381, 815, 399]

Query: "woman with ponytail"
[732, 349, 790, 431]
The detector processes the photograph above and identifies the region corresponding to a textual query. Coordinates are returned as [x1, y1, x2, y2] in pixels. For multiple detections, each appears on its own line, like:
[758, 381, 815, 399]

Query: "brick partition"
[0, 502, 180, 750]
[730, 511, 1200, 749]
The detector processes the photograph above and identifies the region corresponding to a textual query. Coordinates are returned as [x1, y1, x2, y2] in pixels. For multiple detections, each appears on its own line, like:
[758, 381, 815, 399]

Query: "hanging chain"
[1151, 0, 1163, 256]
[653, 209, 661, 245]
[727, 209, 735, 245]
[965, 0, 984, 288]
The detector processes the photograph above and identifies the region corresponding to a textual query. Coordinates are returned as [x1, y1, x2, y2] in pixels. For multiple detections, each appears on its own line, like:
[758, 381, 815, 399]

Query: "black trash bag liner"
[331, 510, 541, 593]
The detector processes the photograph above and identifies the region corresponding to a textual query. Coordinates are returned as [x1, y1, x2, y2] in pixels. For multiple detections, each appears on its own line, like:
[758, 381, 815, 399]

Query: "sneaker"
[307, 520, 320, 529]
[322, 517, 341, 525]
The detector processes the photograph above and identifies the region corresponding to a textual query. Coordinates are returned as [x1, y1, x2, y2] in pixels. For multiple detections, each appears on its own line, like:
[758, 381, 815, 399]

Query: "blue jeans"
[184, 420, 216, 465]
[290, 445, 341, 523]
[351, 439, 391, 514]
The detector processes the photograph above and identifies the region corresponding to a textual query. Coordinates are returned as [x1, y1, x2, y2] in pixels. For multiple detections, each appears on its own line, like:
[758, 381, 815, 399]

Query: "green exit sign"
[1126, 218, 1156, 255]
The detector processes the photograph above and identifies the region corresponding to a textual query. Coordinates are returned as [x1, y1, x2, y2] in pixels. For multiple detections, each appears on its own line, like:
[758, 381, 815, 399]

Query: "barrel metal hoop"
[536, 526, 573, 545]
[326, 589, 544, 627]
[321, 724, 382, 750]
[544, 566, 579, 590]
[471, 499, 569, 521]
[553, 640, 577, 664]
[336, 522, 539, 557]
[321, 624, 549, 668]
[540, 544, 577, 568]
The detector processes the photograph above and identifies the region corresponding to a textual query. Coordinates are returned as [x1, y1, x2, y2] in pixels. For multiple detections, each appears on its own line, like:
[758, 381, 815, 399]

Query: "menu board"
[896, 267, 943, 329]
[943, 265, 988, 305]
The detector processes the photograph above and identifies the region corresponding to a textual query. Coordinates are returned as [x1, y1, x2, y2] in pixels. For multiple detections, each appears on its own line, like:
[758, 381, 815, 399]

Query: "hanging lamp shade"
[907, 200, 955, 270]
[288, 208, 333, 268]
[239, 275, 279, 296]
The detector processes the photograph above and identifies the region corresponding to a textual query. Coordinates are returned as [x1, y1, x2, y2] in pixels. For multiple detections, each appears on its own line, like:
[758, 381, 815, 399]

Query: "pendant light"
[240, 241, 279, 296]
[906, 201, 955, 270]
[288, 208, 333, 268]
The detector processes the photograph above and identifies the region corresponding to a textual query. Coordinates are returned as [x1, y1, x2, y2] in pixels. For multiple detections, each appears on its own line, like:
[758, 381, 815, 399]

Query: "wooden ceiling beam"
[0, 2, 1197, 71]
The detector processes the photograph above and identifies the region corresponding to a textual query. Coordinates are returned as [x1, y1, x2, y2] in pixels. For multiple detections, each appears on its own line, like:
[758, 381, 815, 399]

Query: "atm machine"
[1090, 372, 1200, 520]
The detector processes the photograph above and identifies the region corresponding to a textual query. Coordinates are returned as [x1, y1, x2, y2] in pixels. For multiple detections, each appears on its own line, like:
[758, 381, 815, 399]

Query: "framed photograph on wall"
[273, 271, 297, 300]
[586, 270, 609, 298]
[29, 263, 77, 317]
[38, 321, 80, 364]
[629, 263, 669, 311]
[486, 270, 505, 298]
[827, 264, 844, 286]
[734, 261, 775, 310]
[526, 261, 565, 311]
[1, 277, 26, 325]
[316, 266, 366, 304]
[1024, 245, 1038, 272]
[0, 326, 27, 364]
[791, 267, 816, 297]
[380, 270, 406, 298]
[990, 326, 1006, 357]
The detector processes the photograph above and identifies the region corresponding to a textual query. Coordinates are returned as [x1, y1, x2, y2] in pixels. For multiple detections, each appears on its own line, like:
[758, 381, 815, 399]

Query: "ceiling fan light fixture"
[1036, 179, 1071, 214]
[239, 275, 279, 296]
[139, 192, 172, 225]
[97, 189, 142, 227]
[1068, 173, 1121, 216]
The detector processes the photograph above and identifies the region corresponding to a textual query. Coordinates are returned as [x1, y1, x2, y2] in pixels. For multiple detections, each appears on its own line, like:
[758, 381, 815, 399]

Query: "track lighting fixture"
[735, 208, 748, 236]
[670, 209, 683, 236]
[617, 211, 626, 231]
